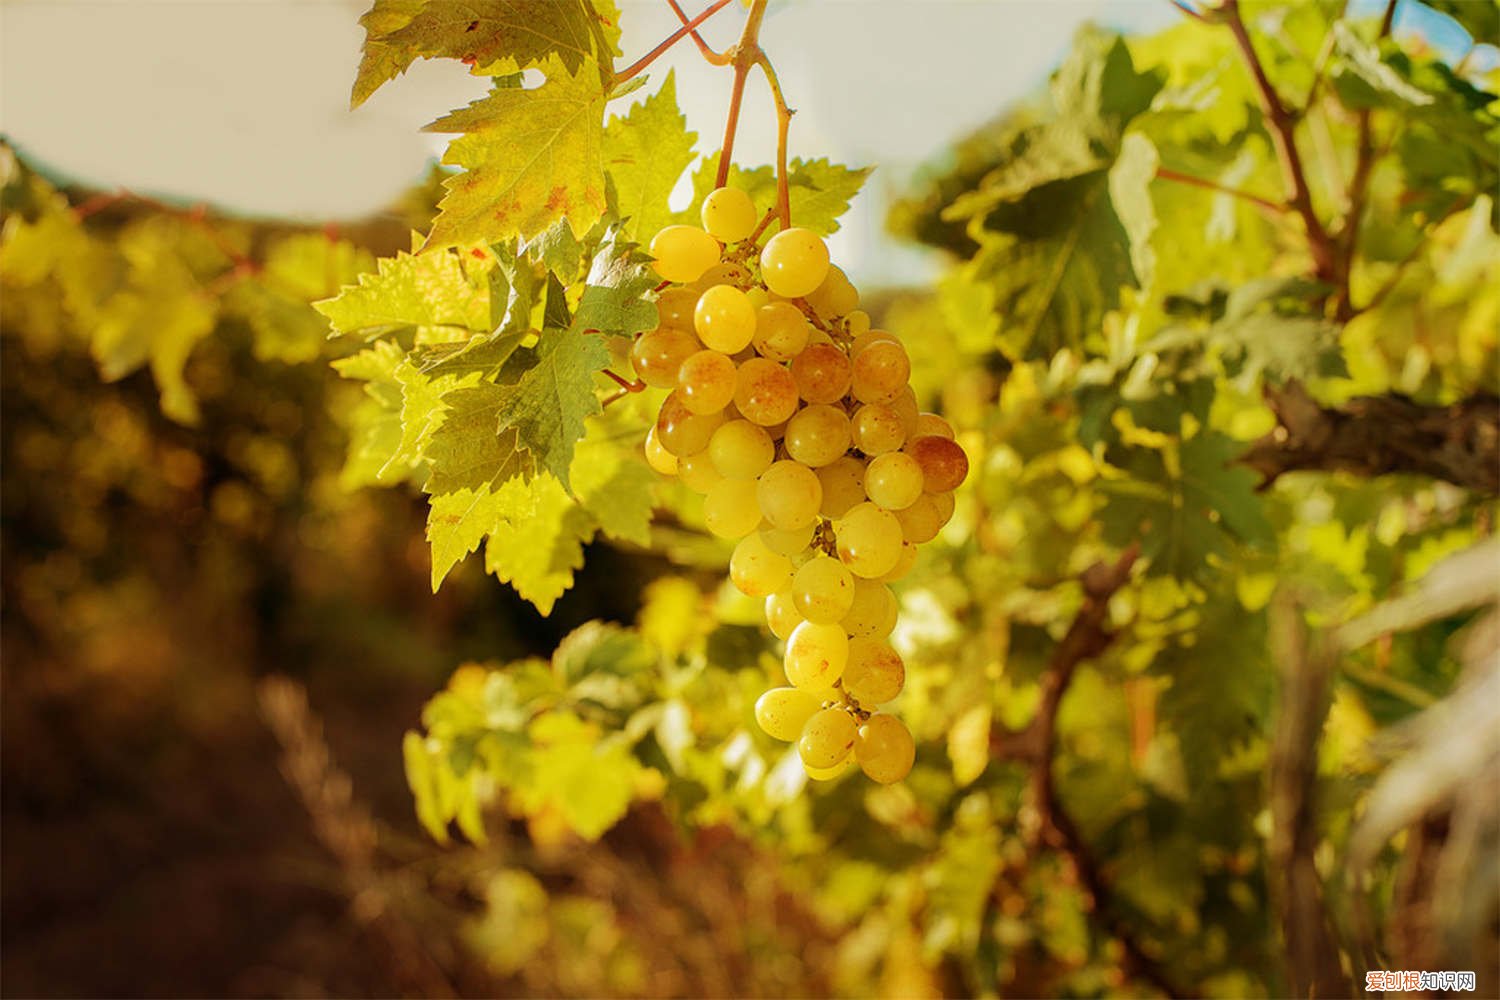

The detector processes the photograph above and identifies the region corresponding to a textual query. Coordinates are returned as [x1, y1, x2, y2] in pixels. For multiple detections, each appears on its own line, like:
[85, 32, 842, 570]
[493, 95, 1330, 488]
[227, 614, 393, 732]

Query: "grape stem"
[615, 0, 738, 86]
[713, 0, 769, 188]
[754, 53, 794, 230]
[662, 0, 733, 65]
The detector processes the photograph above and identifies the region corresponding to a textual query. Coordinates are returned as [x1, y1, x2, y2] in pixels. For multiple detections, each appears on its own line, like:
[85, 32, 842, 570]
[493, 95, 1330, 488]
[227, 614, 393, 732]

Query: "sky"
[0, 1, 1486, 286]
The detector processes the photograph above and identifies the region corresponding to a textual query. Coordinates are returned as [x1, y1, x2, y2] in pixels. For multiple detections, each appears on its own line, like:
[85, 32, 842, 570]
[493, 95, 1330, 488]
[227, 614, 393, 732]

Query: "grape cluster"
[635, 187, 968, 785]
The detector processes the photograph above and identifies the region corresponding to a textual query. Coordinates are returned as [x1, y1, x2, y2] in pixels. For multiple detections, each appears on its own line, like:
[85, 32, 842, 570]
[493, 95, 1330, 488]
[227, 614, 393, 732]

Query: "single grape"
[844, 310, 872, 339]
[690, 261, 752, 294]
[805, 263, 858, 319]
[904, 434, 969, 493]
[878, 540, 918, 582]
[850, 328, 900, 357]
[916, 412, 955, 439]
[678, 448, 722, 494]
[678, 349, 737, 415]
[850, 339, 911, 404]
[842, 637, 905, 704]
[650, 225, 720, 283]
[760, 521, 815, 557]
[929, 489, 956, 527]
[701, 186, 758, 243]
[783, 403, 852, 468]
[730, 532, 794, 597]
[816, 456, 867, 519]
[864, 451, 925, 511]
[791, 343, 852, 405]
[835, 502, 903, 578]
[851, 403, 907, 456]
[765, 589, 805, 640]
[754, 686, 822, 742]
[891, 386, 921, 439]
[656, 391, 724, 456]
[703, 478, 762, 538]
[792, 555, 856, 624]
[840, 579, 898, 638]
[632, 327, 700, 389]
[855, 713, 915, 784]
[784, 621, 848, 690]
[894, 491, 946, 543]
[798, 708, 858, 769]
[708, 419, 774, 479]
[655, 287, 700, 331]
[734, 358, 799, 426]
[752, 302, 810, 362]
[803, 759, 850, 781]
[756, 460, 822, 531]
[645, 425, 678, 476]
[694, 284, 757, 354]
[760, 228, 830, 298]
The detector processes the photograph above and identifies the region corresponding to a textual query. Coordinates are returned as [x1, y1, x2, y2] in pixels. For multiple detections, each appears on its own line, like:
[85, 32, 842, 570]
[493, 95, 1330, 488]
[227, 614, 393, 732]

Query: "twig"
[1154, 166, 1287, 214]
[603, 369, 646, 393]
[616, 0, 737, 86]
[713, 0, 769, 189]
[1335, 0, 1399, 320]
[663, 0, 732, 65]
[70, 190, 125, 221]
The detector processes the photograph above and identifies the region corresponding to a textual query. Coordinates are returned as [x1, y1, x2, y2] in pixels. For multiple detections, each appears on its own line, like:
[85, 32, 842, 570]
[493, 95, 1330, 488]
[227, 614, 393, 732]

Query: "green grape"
[878, 539, 918, 582]
[864, 451, 925, 511]
[784, 621, 849, 690]
[631, 327, 699, 389]
[656, 391, 724, 456]
[678, 448, 722, 494]
[756, 460, 823, 531]
[805, 263, 858, 319]
[891, 385, 921, 439]
[745, 286, 770, 309]
[650, 225, 721, 283]
[842, 637, 904, 704]
[677, 349, 738, 415]
[855, 713, 915, 783]
[708, 419, 774, 479]
[803, 759, 850, 781]
[694, 284, 757, 354]
[840, 579, 898, 638]
[916, 412, 955, 439]
[655, 287, 701, 331]
[784, 403, 852, 468]
[850, 339, 911, 404]
[760, 521, 815, 557]
[817, 456, 867, 519]
[894, 491, 946, 543]
[798, 707, 858, 769]
[754, 686, 822, 742]
[752, 302, 810, 362]
[730, 532, 793, 597]
[734, 358, 800, 426]
[791, 343, 852, 405]
[851, 403, 906, 456]
[792, 555, 856, 624]
[703, 478, 762, 538]
[904, 434, 969, 493]
[644, 425, 678, 476]
[850, 328, 900, 356]
[765, 588, 805, 640]
[835, 502, 903, 578]
[701, 186, 758, 243]
[844, 310, 871, 338]
[690, 261, 751, 294]
[760, 228, 830, 298]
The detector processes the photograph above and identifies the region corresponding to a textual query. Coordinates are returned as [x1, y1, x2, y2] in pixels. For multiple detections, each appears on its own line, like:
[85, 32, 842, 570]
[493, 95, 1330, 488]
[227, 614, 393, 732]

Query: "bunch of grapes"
[634, 186, 968, 785]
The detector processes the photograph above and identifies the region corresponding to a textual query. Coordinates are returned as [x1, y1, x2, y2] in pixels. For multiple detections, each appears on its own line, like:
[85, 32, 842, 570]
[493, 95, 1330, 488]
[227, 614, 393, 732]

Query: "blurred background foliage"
[3, 1, 1499, 997]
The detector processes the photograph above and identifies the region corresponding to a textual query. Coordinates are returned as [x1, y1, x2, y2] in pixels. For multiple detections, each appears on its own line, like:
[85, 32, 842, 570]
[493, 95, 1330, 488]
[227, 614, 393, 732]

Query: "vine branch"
[663, 0, 733, 65]
[616, 0, 737, 86]
[714, 0, 769, 189]
[1335, 0, 1399, 320]
[1154, 167, 1287, 215]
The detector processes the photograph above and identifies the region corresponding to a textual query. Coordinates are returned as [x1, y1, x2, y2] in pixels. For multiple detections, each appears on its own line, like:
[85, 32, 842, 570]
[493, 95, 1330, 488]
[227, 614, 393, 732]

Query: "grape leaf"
[351, 0, 426, 108]
[572, 227, 657, 336]
[315, 245, 490, 340]
[515, 711, 638, 838]
[1330, 22, 1436, 111]
[684, 155, 872, 237]
[493, 324, 610, 491]
[483, 473, 593, 613]
[332, 341, 413, 488]
[572, 434, 654, 546]
[233, 234, 374, 363]
[603, 72, 697, 242]
[423, 56, 608, 250]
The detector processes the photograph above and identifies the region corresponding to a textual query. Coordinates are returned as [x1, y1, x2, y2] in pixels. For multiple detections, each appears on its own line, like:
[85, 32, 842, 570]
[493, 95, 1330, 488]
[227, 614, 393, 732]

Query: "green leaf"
[314, 245, 490, 340]
[483, 473, 593, 613]
[494, 325, 610, 491]
[423, 56, 608, 250]
[572, 432, 655, 546]
[603, 72, 697, 242]
[332, 341, 415, 489]
[517, 711, 637, 839]
[350, 0, 426, 108]
[1109, 132, 1159, 293]
[684, 155, 872, 237]
[572, 227, 658, 336]
[1330, 22, 1436, 111]
[403, 730, 452, 844]
[552, 620, 654, 683]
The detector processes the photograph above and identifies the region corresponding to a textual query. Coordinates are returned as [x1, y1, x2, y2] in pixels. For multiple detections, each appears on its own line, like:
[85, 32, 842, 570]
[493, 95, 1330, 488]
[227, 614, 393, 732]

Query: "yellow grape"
[690, 261, 752, 294]
[678, 448, 722, 494]
[916, 412, 955, 439]
[791, 343, 852, 405]
[730, 532, 793, 597]
[754, 686, 822, 741]
[708, 419, 774, 479]
[850, 328, 900, 356]
[864, 451, 925, 511]
[756, 460, 823, 531]
[631, 327, 699, 389]
[656, 391, 724, 456]
[655, 287, 700, 331]
[703, 478, 762, 538]
[842, 637, 905, 704]
[650, 225, 720, 283]
[850, 339, 911, 404]
[792, 555, 856, 624]
[804, 759, 850, 781]
[805, 263, 858, 319]
[844, 310, 872, 338]
[784, 403, 852, 468]
[851, 403, 907, 456]
[784, 621, 848, 690]
[677, 349, 737, 415]
[701, 186, 758, 243]
[891, 386, 921, 439]
[760, 521, 815, 557]
[644, 425, 678, 476]
[760, 227, 830, 298]
[765, 589, 805, 640]
[930, 489, 956, 526]
[894, 491, 947, 543]
[904, 434, 969, 493]
[694, 284, 757, 354]
[835, 502, 903, 578]
[734, 358, 800, 426]
[855, 713, 915, 783]
[798, 707, 858, 769]
[817, 456, 867, 519]
[879, 540, 918, 582]
[753, 302, 810, 362]
[840, 579, 898, 638]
